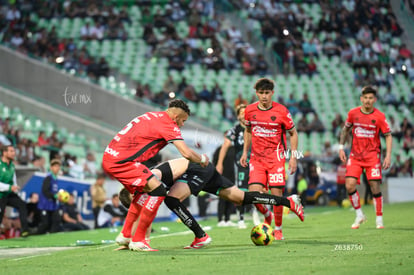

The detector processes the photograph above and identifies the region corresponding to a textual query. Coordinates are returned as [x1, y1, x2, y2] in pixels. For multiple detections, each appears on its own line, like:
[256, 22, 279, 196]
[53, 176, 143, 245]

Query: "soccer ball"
[342, 199, 351, 208]
[250, 223, 274, 246]
[58, 189, 70, 203]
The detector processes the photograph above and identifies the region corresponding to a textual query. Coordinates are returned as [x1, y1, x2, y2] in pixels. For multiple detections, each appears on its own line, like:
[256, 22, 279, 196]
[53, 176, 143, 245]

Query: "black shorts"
[177, 163, 235, 196]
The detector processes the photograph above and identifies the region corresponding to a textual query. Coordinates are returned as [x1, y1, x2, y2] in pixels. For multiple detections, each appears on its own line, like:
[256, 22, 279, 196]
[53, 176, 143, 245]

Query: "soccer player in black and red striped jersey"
[339, 86, 392, 229]
[102, 99, 209, 251]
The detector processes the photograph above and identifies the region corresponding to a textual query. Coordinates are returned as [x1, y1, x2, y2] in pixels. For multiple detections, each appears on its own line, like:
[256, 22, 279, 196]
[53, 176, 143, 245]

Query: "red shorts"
[102, 157, 154, 194]
[248, 158, 285, 188]
[345, 157, 382, 182]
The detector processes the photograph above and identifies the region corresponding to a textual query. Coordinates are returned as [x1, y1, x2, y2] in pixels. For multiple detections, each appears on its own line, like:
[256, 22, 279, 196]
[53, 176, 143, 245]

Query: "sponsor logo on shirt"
[252, 126, 277, 137]
[132, 178, 142, 186]
[105, 146, 119, 157]
[354, 127, 376, 138]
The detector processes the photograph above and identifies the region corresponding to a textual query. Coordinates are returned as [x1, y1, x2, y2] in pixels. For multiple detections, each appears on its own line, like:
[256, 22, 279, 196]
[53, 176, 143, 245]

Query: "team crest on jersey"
[372, 120, 376, 124]
[143, 169, 149, 174]
[253, 115, 256, 120]
[271, 116, 276, 121]
[173, 127, 180, 132]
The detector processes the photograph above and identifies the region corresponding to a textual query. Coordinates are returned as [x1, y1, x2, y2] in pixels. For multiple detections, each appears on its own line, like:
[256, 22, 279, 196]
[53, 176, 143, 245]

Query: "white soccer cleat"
[217, 221, 227, 227]
[351, 215, 367, 229]
[238, 220, 247, 229]
[129, 241, 158, 252]
[115, 232, 131, 246]
[376, 216, 384, 229]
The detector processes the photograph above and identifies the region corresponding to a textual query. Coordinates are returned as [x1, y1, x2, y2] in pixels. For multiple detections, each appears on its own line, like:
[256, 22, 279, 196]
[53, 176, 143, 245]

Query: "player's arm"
[240, 126, 252, 167]
[172, 140, 209, 167]
[288, 127, 298, 174]
[216, 137, 232, 174]
[383, 133, 392, 170]
[338, 125, 352, 163]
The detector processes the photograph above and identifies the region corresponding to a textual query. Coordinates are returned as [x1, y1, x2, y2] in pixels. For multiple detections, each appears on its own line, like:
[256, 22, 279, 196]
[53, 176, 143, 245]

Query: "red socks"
[373, 193, 383, 216]
[132, 196, 165, 242]
[349, 190, 361, 210]
[273, 205, 283, 228]
[255, 204, 270, 216]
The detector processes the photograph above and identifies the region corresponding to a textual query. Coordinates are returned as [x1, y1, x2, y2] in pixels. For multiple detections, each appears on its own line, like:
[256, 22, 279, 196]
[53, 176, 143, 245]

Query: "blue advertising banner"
[20, 172, 94, 220]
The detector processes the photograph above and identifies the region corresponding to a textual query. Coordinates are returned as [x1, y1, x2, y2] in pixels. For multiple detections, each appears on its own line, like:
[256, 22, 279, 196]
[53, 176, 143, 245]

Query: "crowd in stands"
[0, 115, 100, 181]
[239, 0, 413, 88]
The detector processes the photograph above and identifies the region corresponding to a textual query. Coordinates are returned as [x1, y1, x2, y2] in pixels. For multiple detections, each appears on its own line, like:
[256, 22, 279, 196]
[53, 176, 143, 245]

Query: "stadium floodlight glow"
[249, 2, 255, 8]
[207, 48, 214, 54]
[283, 29, 289, 36]
[402, 64, 407, 71]
[389, 67, 396, 74]
[169, 92, 176, 99]
[55, 56, 65, 63]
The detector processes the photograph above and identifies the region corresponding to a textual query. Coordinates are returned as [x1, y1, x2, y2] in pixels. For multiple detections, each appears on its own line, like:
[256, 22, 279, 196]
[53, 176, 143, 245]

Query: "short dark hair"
[0, 145, 13, 156]
[50, 159, 61, 166]
[168, 99, 191, 116]
[235, 104, 247, 116]
[361, 86, 377, 96]
[254, 78, 274, 91]
[119, 188, 132, 208]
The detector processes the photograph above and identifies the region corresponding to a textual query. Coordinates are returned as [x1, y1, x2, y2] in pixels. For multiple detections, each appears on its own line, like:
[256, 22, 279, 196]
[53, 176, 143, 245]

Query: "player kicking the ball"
[240, 78, 299, 240]
[339, 86, 392, 229]
[116, 158, 304, 251]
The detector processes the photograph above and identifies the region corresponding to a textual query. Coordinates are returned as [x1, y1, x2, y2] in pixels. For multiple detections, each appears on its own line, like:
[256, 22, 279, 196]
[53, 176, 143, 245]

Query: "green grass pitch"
[1, 202, 413, 275]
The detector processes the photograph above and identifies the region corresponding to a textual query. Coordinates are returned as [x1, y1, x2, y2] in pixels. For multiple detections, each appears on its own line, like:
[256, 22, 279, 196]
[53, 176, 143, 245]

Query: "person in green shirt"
[0, 145, 29, 237]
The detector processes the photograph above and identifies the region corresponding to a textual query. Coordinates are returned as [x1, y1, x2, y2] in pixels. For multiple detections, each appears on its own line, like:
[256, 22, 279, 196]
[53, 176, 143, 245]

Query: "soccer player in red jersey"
[102, 99, 209, 251]
[338, 86, 392, 229]
[240, 78, 300, 240]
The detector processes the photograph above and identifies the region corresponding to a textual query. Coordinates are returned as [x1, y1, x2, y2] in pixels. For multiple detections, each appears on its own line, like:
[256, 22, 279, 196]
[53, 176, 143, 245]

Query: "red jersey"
[104, 111, 183, 163]
[345, 107, 391, 161]
[245, 101, 295, 162]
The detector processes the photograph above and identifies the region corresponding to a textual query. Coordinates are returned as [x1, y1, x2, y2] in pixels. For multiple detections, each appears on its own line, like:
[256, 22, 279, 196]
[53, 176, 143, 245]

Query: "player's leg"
[270, 187, 284, 240]
[236, 165, 249, 229]
[248, 161, 272, 224]
[266, 159, 287, 239]
[117, 192, 148, 246]
[366, 163, 384, 229]
[5, 193, 30, 236]
[217, 185, 304, 222]
[130, 176, 167, 251]
[345, 162, 366, 229]
[346, 176, 366, 228]
[164, 181, 211, 249]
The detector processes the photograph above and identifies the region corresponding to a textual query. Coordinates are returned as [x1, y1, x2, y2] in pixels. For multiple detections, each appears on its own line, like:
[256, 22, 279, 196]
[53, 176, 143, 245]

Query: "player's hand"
[11, 185, 20, 192]
[288, 157, 297, 175]
[339, 149, 347, 163]
[240, 153, 248, 167]
[216, 163, 223, 174]
[200, 154, 209, 168]
[382, 156, 391, 170]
